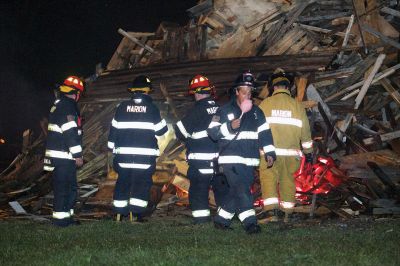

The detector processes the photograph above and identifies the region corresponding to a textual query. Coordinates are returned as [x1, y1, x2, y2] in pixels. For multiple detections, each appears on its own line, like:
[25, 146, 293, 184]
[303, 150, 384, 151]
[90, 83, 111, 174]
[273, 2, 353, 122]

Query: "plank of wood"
[298, 12, 352, 22]
[295, 77, 307, 102]
[354, 54, 386, 109]
[379, 78, 400, 106]
[118, 28, 158, 54]
[381, 6, 400, 19]
[171, 175, 190, 193]
[337, 15, 355, 63]
[160, 82, 179, 119]
[326, 63, 400, 102]
[295, 23, 350, 38]
[361, 24, 400, 50]
[287, 36, 310, 55]
[265, 27, 306, 55]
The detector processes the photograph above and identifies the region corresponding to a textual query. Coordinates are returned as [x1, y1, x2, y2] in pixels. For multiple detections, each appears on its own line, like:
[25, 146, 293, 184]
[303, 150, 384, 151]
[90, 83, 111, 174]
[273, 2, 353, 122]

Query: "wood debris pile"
[1, 0, 399, 221]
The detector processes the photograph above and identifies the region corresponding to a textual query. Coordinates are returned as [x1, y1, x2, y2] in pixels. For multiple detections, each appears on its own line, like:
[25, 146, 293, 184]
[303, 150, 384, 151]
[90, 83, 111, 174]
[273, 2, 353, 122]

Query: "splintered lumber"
[367, 162, 399, 196]
[354, 54, 386, 109]
[380, 78, 400, 106]
[381, 6, 400, 19]
[160, 82, 179, 119]
[295, 77, 307, 102]
[361, 25, 400, 50]
[118, 28, 157, 54]
[326, 63, 400, 102]
[337, 15, 355, 63]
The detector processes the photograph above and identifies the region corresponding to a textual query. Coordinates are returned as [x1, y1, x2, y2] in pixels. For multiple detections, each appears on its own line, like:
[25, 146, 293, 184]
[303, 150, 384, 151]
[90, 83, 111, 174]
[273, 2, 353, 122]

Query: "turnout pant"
[113, 165, 155, 216]
[187, 166, 213, 223]
[52, 160, 77, 226]
[259, 156, 300, 213]
[214, 164, 257, 228]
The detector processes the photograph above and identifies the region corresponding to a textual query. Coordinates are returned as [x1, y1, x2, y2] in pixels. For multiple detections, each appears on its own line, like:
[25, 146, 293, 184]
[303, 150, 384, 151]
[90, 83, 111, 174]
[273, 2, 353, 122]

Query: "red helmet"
[60, 76, 84, 94]
[189, 75, 212, 95]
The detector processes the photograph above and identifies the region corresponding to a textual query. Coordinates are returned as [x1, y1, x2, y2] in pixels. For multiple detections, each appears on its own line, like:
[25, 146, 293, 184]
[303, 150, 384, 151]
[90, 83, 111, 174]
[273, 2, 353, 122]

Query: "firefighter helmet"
[234, 71, 256, 90]
[128, 75, 152, 93]
[189, 75, 212, 95]
[59, 76, 84, 95]
[270, 68, 291, 88]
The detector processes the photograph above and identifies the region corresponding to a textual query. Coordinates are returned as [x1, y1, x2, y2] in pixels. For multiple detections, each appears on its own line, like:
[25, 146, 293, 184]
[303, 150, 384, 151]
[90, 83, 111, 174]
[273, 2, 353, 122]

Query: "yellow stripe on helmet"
[59, 85, 75, 93]
[128, 87, 151, 93]
[272, 76, 289, 86]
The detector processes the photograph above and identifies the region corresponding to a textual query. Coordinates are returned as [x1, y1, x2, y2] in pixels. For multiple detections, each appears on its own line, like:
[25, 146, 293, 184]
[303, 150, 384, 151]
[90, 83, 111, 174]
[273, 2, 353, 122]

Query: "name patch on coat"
[271, 110, 292, 118]
[127, 105, 147, 113]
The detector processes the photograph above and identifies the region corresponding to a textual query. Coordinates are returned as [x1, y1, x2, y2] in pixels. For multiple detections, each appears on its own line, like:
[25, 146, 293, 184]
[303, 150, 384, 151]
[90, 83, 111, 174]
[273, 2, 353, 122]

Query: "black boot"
[214, 221, 233, 230]
[245, 223, 261, 234]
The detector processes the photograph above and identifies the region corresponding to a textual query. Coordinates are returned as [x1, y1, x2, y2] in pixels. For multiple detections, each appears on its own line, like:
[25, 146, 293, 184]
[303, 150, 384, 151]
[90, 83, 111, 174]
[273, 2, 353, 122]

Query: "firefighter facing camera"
[44, 76, 84, 227]
[259, 68, 313, 223]
[207, 71, 276, 234]
[108, 75, 168, 222]
[174, 75, 222, 224]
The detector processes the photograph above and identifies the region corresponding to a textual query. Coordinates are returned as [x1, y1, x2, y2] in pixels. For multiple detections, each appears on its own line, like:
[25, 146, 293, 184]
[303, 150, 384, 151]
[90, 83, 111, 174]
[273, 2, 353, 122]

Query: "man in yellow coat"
[259, 68, 313, 222]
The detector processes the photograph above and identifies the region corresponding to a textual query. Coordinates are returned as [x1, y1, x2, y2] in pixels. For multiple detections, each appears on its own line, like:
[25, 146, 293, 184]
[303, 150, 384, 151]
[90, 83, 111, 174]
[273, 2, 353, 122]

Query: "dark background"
[0, 0, 197, 169]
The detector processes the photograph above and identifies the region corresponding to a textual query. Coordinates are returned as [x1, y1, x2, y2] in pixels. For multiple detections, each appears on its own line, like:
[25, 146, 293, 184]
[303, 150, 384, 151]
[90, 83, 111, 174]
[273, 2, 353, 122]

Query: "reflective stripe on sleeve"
[115, 147, 160, 156]
[113, 200, 128, 208]
[263, 145, 275, 153]
[69, 145, 82, 154]
[45, 150, 73, 159]
[218, 156, 259, 166]
[118, 163, 151, 169]
[188, 153, 218, 160]
[218, 208, 235, 220]
[129, 198, 148, 207]
[61, 121, 78, 131]
[263, 197, 279, 206]
[266, 117, 303, 128]
[155, 119, 167, 132]
[275, 148, 303, 157]
[43, 165, 54, 171]
[192, 209, 211, 218]
[191, 130, 208, 139]
[53, 211, 71, 219]
[258, 122, 270, 133]
[208, 121, 221, 128]
[238, 209, 255, 222]
[176, 121, 190, 138]
[302, 140, 313, 149]
[220, 123, 231, 137]
[48, 124, 62, 133]
[108, 141, 115, 149]
[198, 169, 214, 174]
[223, 131, 258, 140]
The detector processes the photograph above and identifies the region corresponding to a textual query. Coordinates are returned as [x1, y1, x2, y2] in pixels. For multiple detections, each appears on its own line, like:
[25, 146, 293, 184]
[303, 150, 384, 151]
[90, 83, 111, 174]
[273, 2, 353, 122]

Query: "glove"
[305, 153, 313, 164]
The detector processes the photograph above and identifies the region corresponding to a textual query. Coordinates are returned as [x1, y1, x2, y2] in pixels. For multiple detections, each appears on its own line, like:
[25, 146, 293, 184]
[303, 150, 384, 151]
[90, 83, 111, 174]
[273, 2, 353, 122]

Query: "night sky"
[0, 0, 197, 166]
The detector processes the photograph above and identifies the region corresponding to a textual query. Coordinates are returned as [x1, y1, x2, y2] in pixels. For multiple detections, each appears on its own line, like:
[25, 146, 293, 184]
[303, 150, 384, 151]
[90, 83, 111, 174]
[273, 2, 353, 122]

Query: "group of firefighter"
[44, 68, 313, 234]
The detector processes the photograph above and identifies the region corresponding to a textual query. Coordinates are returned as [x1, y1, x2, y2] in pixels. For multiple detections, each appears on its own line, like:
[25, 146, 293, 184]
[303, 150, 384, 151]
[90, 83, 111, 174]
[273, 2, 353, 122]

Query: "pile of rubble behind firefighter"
[0, 0, 399, 224]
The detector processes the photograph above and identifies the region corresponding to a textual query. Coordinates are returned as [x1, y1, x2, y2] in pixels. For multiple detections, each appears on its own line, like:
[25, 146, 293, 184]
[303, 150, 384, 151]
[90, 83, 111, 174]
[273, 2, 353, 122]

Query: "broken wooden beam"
[118, 28, 158, 54]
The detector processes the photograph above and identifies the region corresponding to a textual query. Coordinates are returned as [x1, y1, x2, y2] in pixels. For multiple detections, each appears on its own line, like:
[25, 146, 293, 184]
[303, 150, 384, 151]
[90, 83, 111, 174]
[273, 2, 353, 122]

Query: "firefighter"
[174, 75, 220, 224]
[108, 75, 168, 222]
[44, 76, 84, 227]
[258, 68, 313, 222]
[207, 71, 276, 234]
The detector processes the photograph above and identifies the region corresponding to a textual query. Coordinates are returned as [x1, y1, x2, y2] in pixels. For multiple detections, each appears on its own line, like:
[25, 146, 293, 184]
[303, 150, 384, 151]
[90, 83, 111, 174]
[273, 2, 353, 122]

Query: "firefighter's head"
[270, 68, 291, 90]
[128, 75, 152, 94]
[59, 76, 84, 102]
[234, 71, 254, 104]
[189, 75, 213, 100]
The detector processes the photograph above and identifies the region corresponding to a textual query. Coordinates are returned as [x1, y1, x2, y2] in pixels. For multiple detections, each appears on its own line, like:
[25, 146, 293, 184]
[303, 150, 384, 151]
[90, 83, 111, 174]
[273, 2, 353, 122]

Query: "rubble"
[1, 0, 399, 221]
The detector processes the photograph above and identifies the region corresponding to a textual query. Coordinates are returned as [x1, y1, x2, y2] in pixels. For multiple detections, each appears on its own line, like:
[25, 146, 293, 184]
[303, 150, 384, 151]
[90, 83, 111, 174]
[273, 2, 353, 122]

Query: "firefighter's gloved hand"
[230, 119, 241, 130]
[305, 153, 313, 163]
[75, 157, 84, 167]
[265, 155, 275, 168]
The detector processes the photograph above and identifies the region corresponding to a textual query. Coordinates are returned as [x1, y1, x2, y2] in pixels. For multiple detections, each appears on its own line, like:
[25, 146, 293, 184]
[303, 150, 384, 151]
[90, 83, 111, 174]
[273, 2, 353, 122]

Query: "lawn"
[0, 217, 399, 265]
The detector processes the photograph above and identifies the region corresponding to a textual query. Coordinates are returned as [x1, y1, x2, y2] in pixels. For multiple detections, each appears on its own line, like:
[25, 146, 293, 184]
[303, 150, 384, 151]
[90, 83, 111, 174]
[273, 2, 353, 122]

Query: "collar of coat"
[272, 88, 291, 96]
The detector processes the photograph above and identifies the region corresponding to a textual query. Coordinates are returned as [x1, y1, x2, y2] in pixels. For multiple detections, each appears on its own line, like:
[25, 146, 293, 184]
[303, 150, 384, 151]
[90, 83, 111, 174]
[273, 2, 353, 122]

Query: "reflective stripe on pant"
[187, 166, 212, 223]
[259, 155, 300, 213]
[113, 164, 155, 215]
[52, 160, 77, 226]
[213, 164, 257, 228]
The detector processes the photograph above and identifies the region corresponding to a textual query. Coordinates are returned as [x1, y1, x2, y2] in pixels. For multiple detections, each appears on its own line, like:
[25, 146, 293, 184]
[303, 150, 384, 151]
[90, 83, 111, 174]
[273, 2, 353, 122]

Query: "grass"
[0, 217, 399, 266]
